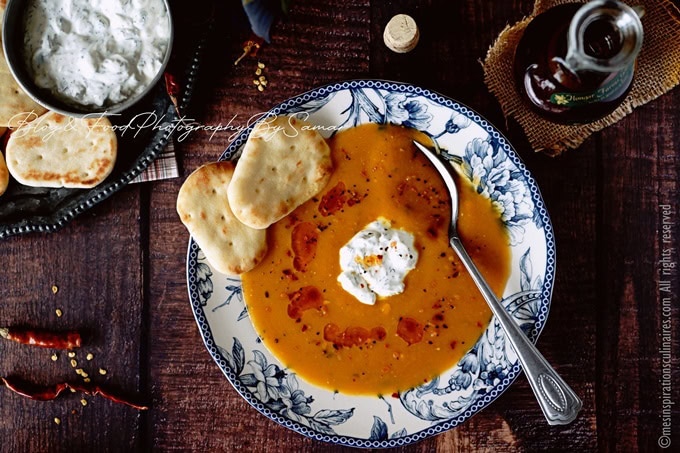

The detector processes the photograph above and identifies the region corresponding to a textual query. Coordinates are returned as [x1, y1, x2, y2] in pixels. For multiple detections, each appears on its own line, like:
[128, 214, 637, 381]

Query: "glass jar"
[514, 0, 644, 124]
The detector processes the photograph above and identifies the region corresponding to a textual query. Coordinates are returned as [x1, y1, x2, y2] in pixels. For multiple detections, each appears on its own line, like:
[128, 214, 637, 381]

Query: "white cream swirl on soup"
[337, 217, 418, 305]
[23, 0, 171, 108]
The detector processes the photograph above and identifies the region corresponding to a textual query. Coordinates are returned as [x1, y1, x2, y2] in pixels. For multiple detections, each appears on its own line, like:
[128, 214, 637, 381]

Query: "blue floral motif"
[195, 251, 213, 306]
[248, 350, 286, 402]
[212, 277, 244, 313]
[449, 353, 478, 391]
[368, 416, 408, 441]
[188, 81, 556, 447]
[333, 89, 432, 131]
[460, 138, 536, 245]
[433, 111, 472, 138]
[228, 337, 354, 435]
[383, 93, 432, 130]
[337, 89, 383, 129]
[280, 375, 313, 418]
[218, 337, 245, 375]
[400, 248, 543, 421]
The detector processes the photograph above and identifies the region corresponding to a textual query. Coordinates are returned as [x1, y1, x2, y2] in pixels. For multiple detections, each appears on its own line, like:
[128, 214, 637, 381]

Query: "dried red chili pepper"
[0, 327, 81, 350]
[234, 36, 264, 65]
[164, 72, 181, 117]
[1, 377, 148, 410]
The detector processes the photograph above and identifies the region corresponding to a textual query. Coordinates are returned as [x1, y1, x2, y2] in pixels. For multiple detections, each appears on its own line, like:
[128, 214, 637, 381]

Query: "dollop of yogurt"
[23, 0, 171, 108]
[338, 218, 418, 305]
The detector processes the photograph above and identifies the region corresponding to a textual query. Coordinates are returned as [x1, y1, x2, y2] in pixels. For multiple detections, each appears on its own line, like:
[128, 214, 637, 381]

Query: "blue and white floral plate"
[185, 80, 555, 448]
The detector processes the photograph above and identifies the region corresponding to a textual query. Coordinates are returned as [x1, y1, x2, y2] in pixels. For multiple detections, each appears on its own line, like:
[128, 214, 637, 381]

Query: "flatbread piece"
[228, 115, 333, 229]
[5, 111, 117, 188]
[0, 45, 48, 128]
[177, 161, 268, 275]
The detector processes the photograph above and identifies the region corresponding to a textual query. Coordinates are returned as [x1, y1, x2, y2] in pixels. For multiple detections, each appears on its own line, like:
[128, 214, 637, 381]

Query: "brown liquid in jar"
[514, 3, 634, 124]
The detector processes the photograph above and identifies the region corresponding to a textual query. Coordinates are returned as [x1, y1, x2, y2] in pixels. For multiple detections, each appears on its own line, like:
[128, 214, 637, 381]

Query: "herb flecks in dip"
[24, 0, 171, 108]
[242, 124, 511, 395]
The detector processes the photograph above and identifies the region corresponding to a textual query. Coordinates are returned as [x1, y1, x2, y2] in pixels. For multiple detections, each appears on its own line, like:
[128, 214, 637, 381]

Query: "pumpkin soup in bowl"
[241, 123, 511, 396]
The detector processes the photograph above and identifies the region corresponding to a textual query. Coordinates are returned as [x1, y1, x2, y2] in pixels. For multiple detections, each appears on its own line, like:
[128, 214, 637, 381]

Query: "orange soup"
[241, 123, 510, 396]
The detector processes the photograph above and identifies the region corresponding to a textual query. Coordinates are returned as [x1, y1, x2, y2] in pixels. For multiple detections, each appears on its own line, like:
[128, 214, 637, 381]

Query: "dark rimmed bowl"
[2, 0, 174, 117]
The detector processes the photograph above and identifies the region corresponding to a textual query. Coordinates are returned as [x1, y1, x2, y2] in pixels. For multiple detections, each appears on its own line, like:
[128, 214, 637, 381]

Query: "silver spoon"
[413, 140, 582, 425]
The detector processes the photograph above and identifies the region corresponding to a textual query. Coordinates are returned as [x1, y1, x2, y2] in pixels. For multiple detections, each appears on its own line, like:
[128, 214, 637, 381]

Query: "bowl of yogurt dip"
[2, 0, 173, 117]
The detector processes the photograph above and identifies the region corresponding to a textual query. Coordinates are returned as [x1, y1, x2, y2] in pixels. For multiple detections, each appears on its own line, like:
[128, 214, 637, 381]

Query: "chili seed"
[51, 285, 59, 294]
[55, 309, 63, 317]
[255, 67, 262, 76]
[83, 378, 91, 383]
[70, 359, 77, 368]
[86, 353, 94, 361]
[80, 371, 89, 378]
[68, 351, 76, 358]
[50, 354, 58, 361]
[54, 417, 61, 425]
[99, 368, 107, 375]
[253, 79, 260, 85]
[258, 62, 265, 69]
[80, 399, 88, 407]
[257, 85, 264, 92]
[75, 368, 83, 376]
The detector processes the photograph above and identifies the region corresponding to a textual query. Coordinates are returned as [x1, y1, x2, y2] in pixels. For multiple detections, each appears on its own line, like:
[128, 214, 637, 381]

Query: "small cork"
[383, 14, 420, 53]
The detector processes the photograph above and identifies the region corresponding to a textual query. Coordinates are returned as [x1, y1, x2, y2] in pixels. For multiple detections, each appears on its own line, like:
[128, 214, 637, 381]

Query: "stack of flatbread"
[0, 1, 47, 130]
[0, 0, 118, 195]
[5, 112, 118, 189]
[0, 110, 118, 193]
[177, 115, 333, 275]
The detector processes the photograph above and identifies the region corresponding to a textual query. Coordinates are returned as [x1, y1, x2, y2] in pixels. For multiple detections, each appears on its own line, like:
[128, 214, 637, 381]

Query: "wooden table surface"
[1, 0, 678, 451]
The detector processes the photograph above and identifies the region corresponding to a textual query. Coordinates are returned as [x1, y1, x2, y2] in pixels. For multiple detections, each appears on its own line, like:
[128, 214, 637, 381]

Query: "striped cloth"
[130, 139, 179, 183]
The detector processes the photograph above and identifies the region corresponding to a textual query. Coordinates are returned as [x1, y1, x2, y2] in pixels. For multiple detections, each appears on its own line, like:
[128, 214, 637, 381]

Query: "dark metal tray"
[0, 8, 206, 239]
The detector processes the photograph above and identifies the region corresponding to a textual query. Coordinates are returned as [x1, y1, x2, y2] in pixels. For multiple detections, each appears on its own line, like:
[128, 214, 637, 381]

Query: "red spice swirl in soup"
[241, 124, 511, 395]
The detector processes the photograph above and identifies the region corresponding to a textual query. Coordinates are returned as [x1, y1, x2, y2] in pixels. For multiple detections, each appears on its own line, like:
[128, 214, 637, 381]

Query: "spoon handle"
[449, 237, 582, 425]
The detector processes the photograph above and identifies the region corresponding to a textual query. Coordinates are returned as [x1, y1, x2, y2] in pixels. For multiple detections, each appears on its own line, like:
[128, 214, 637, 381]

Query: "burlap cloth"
[482, 0, 680, 155]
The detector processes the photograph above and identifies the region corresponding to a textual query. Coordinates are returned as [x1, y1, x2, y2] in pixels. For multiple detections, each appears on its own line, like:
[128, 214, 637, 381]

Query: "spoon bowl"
[413, 139, 582, 425]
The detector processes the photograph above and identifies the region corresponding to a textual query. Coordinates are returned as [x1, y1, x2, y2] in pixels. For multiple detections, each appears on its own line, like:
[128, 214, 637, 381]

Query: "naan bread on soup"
[5, 112, 117, 188]
[227, 115, 333, 229]
[0, 46, 48, 128]
[177, 161, 268, 275]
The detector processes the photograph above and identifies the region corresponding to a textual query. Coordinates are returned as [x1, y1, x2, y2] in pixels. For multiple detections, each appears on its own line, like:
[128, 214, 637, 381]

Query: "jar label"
[549, 65, 634, 108]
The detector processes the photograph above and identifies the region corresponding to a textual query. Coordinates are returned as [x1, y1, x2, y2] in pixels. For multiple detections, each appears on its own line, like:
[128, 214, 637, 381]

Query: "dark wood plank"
[597, 87, 680, 452]
[0, 187, 146, 452]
